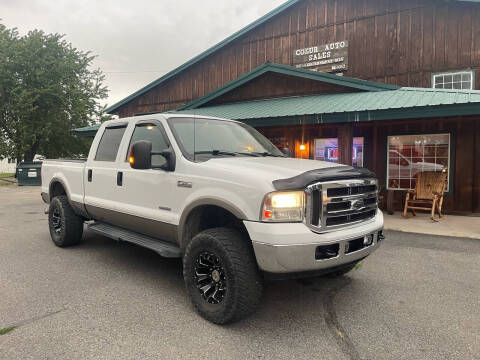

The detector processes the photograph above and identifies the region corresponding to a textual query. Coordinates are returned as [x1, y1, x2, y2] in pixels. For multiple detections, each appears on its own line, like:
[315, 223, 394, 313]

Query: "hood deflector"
[272, 166, 376, 191]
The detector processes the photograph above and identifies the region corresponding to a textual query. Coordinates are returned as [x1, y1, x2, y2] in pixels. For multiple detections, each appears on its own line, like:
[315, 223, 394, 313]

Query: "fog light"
[364, 234, 374, 246]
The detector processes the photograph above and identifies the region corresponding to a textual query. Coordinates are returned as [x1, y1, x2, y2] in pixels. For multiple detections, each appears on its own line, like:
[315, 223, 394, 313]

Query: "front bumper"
[244, 211, 384, 273]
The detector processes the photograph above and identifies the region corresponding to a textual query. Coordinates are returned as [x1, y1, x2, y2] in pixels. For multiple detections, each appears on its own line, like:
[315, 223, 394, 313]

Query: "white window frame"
[386, 133, 451, 192]
[432, 70, 474, 90]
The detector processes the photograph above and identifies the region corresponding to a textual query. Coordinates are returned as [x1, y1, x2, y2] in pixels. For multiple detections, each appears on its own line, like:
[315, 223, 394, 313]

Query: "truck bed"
[43, 158, 87, 163]
[41, 159, 86, 205]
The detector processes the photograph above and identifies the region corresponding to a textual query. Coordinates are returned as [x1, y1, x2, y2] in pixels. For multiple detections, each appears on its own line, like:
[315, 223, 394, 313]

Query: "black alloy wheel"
[194, 251, 227, 304]
[50, 207, 62, 234]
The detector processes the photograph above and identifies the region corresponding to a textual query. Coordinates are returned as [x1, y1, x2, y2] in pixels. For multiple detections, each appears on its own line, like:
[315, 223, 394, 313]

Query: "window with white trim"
[433, 70, 474, 90]
[387, 134, 450, 191]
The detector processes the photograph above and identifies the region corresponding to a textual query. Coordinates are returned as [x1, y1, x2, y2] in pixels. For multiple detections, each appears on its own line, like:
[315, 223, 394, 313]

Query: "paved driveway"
[0, 186, 479, 360]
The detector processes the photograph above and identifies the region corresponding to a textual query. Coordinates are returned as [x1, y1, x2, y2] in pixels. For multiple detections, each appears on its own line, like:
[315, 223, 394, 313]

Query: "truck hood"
[203, 157, 341, 180]
[199, 157, 374, 190]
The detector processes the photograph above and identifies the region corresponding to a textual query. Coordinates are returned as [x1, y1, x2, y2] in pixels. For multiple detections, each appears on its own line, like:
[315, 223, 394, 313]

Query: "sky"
[0, 0, 286, 107]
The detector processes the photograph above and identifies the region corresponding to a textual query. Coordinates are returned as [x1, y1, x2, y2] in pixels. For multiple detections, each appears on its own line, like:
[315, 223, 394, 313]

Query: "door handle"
[88, 169, 92, 182]
[117, 171, 123, 186]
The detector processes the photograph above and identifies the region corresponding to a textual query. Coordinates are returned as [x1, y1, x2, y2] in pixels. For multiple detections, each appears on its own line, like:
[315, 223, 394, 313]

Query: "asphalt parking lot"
[0, 186, 479, 360]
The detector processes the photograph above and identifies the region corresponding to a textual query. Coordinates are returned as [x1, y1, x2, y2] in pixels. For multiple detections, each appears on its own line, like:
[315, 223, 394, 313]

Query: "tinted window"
[128, 123, 168, 167]
[168, 118, 283, 159]
[95, 126, 127, 161]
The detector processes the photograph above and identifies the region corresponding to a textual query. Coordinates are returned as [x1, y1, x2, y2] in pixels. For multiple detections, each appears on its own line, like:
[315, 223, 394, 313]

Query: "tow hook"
[377, 231, 385, 242]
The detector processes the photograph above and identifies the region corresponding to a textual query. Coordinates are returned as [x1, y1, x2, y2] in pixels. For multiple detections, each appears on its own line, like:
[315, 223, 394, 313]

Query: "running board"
[87, 222, 182, 258]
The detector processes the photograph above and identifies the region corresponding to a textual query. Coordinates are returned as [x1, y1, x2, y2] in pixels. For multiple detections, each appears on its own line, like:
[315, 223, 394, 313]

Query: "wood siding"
[206, 72, 357, 106]
[114, 0, 480, 117]
[258, 115, 480, 214]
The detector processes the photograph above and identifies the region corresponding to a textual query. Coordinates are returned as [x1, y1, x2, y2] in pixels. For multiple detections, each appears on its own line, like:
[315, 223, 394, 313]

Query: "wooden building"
[103, 0, 480, 214]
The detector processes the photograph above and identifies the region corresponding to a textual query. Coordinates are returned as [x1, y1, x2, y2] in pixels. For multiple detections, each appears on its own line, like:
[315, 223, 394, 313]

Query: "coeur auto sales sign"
[293, 40, 348, 73]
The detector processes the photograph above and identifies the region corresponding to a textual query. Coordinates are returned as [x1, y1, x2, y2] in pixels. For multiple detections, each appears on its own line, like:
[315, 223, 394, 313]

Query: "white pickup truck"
[41, 114, 384, 324]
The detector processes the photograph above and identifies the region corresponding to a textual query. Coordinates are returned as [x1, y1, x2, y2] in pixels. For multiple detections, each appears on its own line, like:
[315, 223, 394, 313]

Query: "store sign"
[326, 147, 358, 161]
[293, 41, 348, 72]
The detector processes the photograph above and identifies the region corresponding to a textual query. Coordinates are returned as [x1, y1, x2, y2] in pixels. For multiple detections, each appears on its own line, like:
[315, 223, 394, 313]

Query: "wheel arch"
[49, 177, 70, 202]
[178, 198, 249, 250]
[48, 177, 89, 218]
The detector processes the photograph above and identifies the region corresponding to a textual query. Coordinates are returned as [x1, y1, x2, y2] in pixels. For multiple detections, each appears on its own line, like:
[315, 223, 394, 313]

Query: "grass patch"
[0, 173, 14, 178]
[0, 180, 15, 186]
[0, 326, 16, 335]
[354, 262, 363, 270]
[0, 176, 16, 186]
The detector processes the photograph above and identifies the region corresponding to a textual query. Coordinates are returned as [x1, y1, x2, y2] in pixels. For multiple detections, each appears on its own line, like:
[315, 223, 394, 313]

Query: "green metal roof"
[76, 87, 480, 135]
[105, 0, 301, 114]
[179, 62, 398, 110]
[175, 87, 480, 126]
[73, 124, 101, 137]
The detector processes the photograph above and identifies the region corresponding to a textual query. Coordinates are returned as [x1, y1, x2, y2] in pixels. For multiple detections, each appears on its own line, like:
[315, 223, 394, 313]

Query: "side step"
[87, 222, 182, 258]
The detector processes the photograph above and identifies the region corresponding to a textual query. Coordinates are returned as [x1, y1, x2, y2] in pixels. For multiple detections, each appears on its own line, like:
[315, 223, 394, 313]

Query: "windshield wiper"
[194, 150, 264, 157]
[194, 150, 238, 156]
[250, 151, 285, 158]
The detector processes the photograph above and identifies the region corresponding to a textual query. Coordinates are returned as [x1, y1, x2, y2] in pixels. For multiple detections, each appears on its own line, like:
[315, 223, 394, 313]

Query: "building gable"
[180, 62, 398, 110]
[106, 0, 480, 117]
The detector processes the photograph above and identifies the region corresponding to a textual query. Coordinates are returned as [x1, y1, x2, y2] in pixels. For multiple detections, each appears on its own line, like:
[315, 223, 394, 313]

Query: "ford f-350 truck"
[41, 114, 384, 324]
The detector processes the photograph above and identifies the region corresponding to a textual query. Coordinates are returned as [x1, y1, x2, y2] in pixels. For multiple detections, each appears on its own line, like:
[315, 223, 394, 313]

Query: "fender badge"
[177, 181, 192, 188]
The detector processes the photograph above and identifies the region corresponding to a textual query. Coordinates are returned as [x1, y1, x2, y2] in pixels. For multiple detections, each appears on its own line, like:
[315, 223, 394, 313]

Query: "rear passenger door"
[84, 123, 128, 222]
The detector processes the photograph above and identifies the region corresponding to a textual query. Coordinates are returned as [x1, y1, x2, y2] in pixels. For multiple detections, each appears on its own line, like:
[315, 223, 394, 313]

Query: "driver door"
[114, 120, 177, 243]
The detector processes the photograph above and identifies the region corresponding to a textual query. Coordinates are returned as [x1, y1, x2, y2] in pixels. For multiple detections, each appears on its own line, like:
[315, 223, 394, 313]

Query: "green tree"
[0, 23, 109, 162]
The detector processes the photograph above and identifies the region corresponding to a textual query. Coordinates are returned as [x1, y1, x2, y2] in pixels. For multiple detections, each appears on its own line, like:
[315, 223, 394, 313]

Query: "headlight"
[261, 191, 305, 222]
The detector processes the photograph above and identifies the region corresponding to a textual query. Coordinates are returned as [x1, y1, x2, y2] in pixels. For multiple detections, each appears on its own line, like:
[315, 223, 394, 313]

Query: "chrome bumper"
[245, 211, 384, 274]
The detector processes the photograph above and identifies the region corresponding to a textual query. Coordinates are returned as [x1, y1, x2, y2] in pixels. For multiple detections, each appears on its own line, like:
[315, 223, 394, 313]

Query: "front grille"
[306, 179, 378, 232]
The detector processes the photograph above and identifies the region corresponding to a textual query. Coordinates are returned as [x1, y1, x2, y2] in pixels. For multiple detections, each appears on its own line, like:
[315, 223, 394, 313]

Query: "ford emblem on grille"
[351, 199, 365, 210]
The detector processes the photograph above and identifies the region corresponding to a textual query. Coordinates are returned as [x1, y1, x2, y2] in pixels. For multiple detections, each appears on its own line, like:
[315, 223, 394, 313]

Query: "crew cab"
[41, 114, 384, 324]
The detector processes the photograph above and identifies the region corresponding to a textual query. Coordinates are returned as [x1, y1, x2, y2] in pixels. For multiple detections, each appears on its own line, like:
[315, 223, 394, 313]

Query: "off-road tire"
[183, 227, 263, 324]
[48, 195, 83, 247]
[324, 262, 358, 278]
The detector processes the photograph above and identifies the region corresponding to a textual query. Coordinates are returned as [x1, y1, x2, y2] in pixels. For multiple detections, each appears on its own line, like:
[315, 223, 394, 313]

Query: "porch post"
[338, 125, 353, 166]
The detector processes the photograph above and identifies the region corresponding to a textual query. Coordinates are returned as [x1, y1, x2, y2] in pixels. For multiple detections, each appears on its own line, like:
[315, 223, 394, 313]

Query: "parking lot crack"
[321, 279, 361, 360]
[0, 308, 66, 336]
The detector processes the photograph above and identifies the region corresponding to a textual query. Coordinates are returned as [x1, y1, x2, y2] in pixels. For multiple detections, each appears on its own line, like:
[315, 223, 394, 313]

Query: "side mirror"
[129, 140, 176, 171]
[155, 147, 176, 172]
[129, 140, 152, 169]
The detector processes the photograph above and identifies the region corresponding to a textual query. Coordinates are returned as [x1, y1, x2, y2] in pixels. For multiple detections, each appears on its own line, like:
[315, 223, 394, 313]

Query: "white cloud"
[1, 0, 286, 106]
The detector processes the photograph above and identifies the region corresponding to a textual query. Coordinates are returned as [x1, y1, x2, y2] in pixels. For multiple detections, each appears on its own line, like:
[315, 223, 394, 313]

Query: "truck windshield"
[167, 117, 284, 160]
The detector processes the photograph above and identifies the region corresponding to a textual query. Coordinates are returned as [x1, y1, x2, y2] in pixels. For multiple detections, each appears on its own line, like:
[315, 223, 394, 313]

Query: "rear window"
[95, 126, 127, 161]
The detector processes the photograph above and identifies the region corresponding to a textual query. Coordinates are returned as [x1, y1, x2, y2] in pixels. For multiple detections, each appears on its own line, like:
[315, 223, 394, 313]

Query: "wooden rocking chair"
[403, 171, 447, 222]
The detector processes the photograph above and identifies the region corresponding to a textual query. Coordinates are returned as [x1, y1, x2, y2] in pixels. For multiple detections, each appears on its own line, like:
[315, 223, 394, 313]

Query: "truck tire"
[183, 227, 263, 324]
[48, 195, 83, 247]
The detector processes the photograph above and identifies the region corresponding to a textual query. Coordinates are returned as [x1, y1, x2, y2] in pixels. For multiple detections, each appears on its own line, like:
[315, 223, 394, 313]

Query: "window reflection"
[387, 134, 450, 190]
